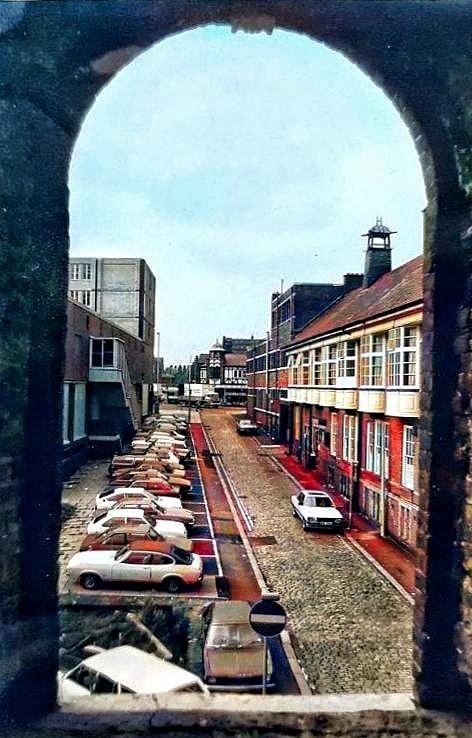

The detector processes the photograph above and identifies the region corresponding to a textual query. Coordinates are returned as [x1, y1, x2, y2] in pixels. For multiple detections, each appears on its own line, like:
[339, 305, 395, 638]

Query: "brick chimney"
[343, 273, 363, 293]
[362, 217, 396, 287]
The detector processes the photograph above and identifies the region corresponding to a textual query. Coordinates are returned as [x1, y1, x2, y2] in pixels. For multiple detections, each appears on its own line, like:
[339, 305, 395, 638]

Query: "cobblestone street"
[202, 408, 413, 694]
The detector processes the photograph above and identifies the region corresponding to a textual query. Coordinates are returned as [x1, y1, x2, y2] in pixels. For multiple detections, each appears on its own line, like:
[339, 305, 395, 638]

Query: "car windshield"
[207, 624, 263, 649]
[170, 546, 193, 565]
[305, 496, 333, 508]
[92, 511, 107, 522]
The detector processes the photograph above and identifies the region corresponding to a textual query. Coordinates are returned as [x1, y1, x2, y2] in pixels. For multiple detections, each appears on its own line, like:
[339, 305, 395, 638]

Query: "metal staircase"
[116, 342, 141, 431]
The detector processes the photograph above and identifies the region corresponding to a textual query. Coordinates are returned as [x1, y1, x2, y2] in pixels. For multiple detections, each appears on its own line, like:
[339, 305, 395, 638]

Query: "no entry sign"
[249, 599, 287, 638]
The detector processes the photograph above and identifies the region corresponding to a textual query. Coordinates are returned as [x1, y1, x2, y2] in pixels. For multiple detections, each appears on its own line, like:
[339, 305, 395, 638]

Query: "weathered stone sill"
[17, 693, 472, 738]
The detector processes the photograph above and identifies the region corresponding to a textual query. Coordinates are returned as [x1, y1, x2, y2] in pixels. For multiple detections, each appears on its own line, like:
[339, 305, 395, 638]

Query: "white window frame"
[330, 413, 337, 456]
[312, 347, 322, 385]
[387, 326, 418, 388]
[402, 425, 415, 489]
[366, 420, 389, 478]
[342, 415, 357, 462]
[322, 345, 337, 386]
[70, 263, 80, 280]
[81, 262, 91, 280]
[337, 340, 357, 385]
[360, 333, 385, 387]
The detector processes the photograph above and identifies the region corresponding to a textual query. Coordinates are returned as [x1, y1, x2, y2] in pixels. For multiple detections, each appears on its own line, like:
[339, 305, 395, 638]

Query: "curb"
[342, 534, 414, 606]
[199, 419, 312, 697]
[264, 446, 414, 607]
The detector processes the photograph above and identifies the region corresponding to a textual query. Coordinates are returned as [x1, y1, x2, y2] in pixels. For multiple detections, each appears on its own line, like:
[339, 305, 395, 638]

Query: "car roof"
[105, 508, 145, 518]
[126, 540, 172, 553]
[113, 487, 147, 494]
[74, 646, 207, 694]
[210, 600, 251, 625]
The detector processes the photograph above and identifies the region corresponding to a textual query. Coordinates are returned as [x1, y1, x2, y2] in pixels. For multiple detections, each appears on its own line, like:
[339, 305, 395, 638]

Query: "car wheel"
[165, 577, 183, 594]
[80, 573, 101, 590]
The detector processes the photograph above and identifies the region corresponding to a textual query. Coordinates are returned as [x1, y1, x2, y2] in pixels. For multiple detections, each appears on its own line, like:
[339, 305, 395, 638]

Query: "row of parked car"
[66, 413, 205, 594]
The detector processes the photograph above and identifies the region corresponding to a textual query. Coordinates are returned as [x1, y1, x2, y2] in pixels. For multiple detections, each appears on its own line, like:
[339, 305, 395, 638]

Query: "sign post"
[249, 598, 287, 694]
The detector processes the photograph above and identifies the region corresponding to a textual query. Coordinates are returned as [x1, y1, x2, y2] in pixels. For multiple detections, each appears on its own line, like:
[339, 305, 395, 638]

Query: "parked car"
[236, 419, 258, 435]
[95, 488, 158, 510]
[290, 490, 345, 531]
[80, 523, 194, 553]
[86, 508, 188, 543]
[67, 545, 204, 593]
[113, 499, 195, 528]
[128, 479, 182, 496]
[58, 645, 209, 703]
[202, 601, 274, 691]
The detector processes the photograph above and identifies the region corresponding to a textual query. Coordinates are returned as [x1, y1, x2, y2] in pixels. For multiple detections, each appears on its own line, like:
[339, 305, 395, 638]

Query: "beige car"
[67, 544, 203, 593]
[203, 601, 274, 691]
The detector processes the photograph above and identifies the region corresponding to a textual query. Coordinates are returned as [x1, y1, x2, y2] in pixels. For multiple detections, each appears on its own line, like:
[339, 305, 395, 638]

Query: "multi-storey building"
[284, 222, 421, 551]
[247, 280, 360, 439]
[63, 299, 156, 475]
[68, 257, 156, 344]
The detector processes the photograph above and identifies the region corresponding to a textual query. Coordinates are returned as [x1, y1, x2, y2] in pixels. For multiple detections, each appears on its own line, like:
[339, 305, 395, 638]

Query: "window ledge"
[35, 693, 472, 737]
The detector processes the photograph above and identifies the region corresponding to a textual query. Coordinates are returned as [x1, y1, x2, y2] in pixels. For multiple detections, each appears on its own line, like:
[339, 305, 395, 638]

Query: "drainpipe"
[379, 421, 386, 537]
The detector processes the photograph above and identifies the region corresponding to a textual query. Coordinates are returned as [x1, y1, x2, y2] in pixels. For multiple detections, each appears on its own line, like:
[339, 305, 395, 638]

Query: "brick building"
[284, 222, 421, 552]
[247, 281, 359, 439]
[63, 299, 155, 475]
[192, 336, 261, 405]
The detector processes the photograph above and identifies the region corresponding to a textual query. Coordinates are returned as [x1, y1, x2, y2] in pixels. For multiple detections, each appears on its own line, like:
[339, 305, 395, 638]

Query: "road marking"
[190, 428, 223, 577]
[250, 614, 286, 625]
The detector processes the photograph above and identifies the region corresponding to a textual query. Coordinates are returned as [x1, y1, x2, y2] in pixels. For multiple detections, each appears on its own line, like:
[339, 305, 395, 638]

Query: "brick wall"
[65, 301, 154, 384]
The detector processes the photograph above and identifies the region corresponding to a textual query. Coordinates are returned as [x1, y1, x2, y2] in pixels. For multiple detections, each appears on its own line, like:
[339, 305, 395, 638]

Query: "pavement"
[201, 408, 413, 695]
[263, 444, 415, 600]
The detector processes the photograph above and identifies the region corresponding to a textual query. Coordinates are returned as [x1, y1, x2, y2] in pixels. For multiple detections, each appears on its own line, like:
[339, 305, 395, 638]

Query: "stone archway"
[1, 0, 472, 726]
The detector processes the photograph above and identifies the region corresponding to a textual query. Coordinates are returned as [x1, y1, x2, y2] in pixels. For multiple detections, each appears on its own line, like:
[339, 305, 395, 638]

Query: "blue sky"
[69, 26, 426, 364]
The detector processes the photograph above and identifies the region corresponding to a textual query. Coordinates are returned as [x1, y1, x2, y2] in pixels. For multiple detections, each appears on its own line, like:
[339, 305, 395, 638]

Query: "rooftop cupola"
[362, 217, 396, 287]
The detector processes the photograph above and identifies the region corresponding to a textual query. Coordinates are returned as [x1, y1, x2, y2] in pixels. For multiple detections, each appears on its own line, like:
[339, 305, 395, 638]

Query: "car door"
[149, 553, 176, 585]
[110, 551, 153, 584]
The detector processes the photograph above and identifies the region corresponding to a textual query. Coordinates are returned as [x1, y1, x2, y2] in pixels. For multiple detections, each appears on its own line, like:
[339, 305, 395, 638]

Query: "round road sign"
[249, 599, 287, 638]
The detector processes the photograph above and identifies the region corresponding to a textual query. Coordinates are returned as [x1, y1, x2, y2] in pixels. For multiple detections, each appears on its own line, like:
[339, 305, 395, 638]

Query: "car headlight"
[307, 517, 317, 523]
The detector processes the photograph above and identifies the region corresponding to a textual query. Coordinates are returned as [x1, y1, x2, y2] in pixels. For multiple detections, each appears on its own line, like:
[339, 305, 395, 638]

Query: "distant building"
[68, 257, 156, 344]
[247, 280, 353, 438]
[192, 336, 263, 405]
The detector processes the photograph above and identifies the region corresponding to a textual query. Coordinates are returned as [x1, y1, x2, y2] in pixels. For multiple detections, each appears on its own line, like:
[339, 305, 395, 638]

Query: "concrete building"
[68, 257, 156, 344]
[63, 298, 155, 476]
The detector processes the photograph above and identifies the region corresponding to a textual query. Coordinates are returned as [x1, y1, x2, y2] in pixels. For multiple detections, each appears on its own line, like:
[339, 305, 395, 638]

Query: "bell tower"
[362, 217, 396, 287]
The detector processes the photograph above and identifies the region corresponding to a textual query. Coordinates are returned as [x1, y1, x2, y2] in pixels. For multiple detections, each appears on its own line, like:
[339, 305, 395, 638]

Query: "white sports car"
[67, 547, 203, 593]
